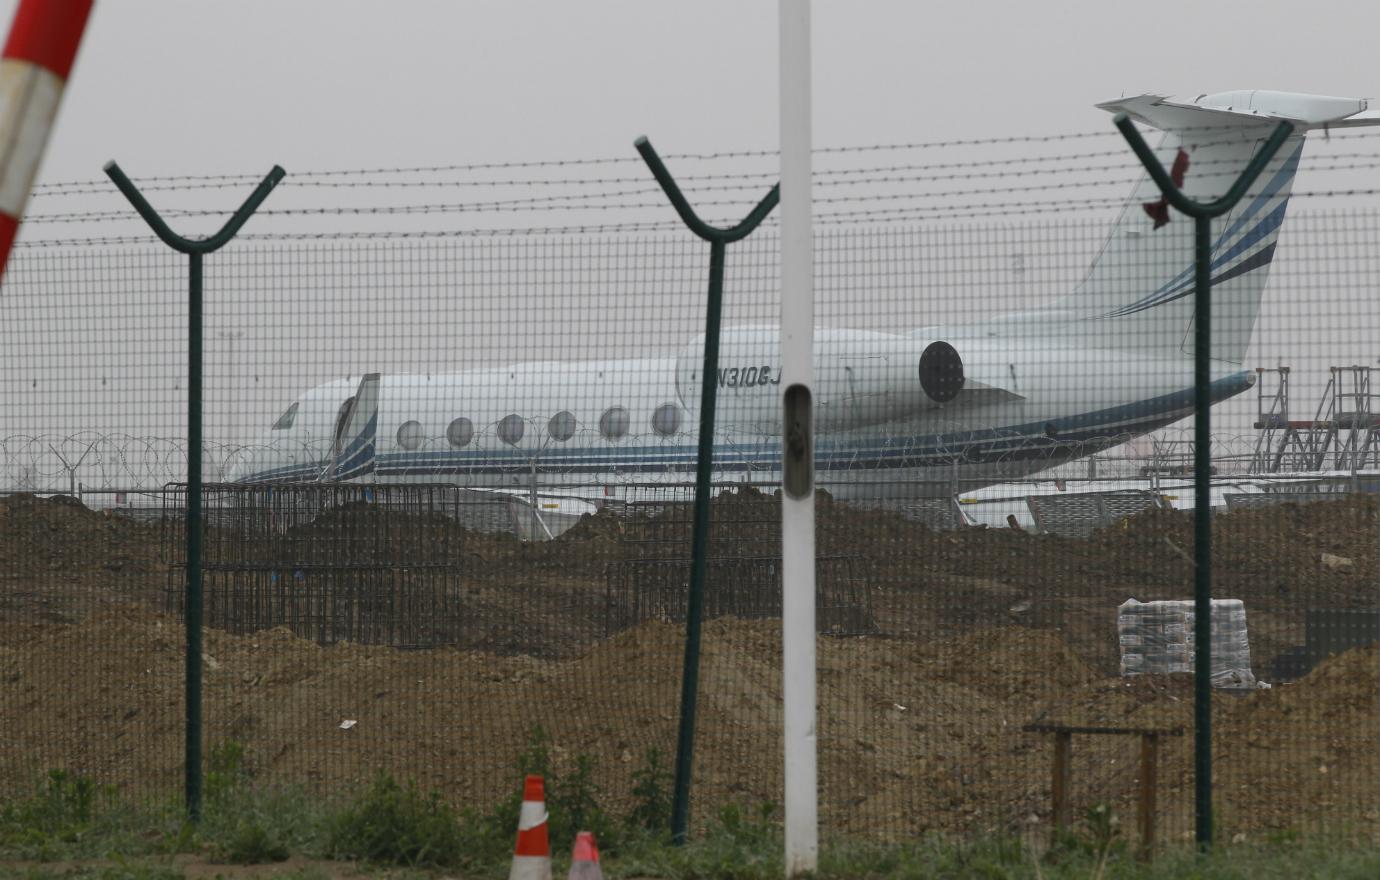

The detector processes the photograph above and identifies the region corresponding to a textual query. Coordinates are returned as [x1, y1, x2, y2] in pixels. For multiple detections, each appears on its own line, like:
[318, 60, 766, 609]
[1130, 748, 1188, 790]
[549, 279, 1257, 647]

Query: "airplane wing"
[962, 366, 1027, 402]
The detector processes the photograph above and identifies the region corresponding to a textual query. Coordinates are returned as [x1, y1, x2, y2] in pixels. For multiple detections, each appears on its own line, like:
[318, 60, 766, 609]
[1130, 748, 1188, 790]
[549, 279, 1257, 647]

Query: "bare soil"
[0, 490, 1375, 842]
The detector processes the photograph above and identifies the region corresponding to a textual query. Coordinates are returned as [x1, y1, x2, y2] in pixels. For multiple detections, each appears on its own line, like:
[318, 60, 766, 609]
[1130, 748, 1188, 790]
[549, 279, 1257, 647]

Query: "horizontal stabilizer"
[1098, 90, 1380, 132]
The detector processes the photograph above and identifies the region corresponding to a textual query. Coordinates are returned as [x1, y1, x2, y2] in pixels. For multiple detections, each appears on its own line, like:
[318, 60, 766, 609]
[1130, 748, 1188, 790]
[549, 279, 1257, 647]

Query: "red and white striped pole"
[0, 0, 94, 282]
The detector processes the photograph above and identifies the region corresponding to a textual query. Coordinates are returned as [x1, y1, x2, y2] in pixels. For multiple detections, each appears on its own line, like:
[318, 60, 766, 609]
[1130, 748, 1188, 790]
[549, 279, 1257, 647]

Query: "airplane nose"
[225, 452, 250, 483]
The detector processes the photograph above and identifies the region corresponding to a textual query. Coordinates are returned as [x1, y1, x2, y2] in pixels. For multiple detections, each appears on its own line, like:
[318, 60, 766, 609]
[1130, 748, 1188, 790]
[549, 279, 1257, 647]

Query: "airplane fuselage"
[232, 323, 1254, 500]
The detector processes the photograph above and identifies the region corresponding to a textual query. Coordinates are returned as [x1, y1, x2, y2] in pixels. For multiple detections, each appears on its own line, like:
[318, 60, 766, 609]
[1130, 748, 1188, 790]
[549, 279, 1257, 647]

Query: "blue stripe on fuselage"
[326, 372, 1252, 480]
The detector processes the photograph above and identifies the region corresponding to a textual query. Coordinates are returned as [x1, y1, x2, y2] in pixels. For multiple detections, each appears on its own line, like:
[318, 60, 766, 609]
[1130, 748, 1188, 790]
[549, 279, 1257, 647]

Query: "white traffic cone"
[567, 831, 604, 880]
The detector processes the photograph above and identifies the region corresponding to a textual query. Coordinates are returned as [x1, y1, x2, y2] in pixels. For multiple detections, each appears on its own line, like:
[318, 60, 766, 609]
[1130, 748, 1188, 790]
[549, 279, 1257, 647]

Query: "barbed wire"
[29, 128, 1152, 194]
[14, 194, 1380, 247]
[25, 168, 1380, 227]
[810, 187, 1380, 224]
[32, 123, 1379, 200]
[28, 150, 1133, 199]
[19, 153, 1380, 249]
[20, 175, 1145, 224]
[0, 429, 1275, 495]
[16, 134, 1377, 252]
[28, 139, 1380, 200]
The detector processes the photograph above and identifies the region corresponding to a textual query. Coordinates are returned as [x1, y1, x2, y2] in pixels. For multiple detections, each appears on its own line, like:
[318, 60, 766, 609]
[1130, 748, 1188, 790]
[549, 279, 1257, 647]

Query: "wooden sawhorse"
[1022, 723, 1184, 861]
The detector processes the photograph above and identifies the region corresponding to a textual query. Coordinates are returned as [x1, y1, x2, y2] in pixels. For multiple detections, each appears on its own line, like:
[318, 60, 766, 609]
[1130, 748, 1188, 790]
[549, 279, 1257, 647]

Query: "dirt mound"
[3, 489, 1374, 667]
[0, 489, 1376, 841]
[935, 627, 1101, 700]
[1281, 641, 1379, 703]
[895, 495, 1378, 611]
[520, 508, 626, 572]
[3, 606, 1373, 842]
[0, 494, 165, 624]
[0, 494, 161, 577]
[1089, 495, 1376, 609]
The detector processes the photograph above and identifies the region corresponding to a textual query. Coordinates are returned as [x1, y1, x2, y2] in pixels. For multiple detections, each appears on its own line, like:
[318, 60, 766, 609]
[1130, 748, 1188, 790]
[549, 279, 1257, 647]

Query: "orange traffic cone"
[509, 774, 552, 880]
[567, 831, 603, 880]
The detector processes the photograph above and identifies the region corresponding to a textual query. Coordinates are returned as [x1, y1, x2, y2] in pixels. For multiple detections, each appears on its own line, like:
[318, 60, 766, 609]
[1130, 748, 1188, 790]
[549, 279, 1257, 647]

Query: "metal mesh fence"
[1, 146, 1378, 852]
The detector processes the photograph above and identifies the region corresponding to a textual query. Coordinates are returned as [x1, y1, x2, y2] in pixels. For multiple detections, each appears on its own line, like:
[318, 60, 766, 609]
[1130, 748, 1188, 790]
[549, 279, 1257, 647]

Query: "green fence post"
[635, 137, 779, 844]
[1112, 116, 1292, 848]
[104, 161, 285, 822]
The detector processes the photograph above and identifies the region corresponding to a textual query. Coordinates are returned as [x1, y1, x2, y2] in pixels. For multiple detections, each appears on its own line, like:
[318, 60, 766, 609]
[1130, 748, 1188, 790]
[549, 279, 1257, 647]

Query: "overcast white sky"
[16, 0, 1380, 185]
[2, 0, 1379, 486]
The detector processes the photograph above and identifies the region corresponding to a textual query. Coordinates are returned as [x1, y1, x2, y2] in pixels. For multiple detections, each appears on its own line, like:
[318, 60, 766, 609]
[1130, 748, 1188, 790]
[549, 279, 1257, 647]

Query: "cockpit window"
[271, 402, 299, 430]
[333, 396, 355, 445]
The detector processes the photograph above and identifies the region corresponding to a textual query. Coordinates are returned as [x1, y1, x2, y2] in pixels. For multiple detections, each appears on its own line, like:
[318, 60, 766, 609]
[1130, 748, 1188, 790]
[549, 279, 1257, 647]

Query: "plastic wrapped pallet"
[1118, 598, 1257, 688]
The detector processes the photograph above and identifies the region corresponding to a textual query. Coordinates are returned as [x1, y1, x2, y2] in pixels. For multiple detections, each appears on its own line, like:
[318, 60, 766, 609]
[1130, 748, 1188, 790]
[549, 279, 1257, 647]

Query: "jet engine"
[916, 340, 965, 403]
[673, 327, 968, 433]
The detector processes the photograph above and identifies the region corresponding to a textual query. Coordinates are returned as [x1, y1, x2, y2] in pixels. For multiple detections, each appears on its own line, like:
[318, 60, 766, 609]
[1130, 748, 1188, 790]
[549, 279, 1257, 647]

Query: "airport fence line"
[0, 160, 1378, 847]
[0, 429, 1290, 497]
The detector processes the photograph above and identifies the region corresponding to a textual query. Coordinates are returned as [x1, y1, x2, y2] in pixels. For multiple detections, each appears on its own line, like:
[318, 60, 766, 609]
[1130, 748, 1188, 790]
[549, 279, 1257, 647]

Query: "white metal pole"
[779, 1, 817, 875]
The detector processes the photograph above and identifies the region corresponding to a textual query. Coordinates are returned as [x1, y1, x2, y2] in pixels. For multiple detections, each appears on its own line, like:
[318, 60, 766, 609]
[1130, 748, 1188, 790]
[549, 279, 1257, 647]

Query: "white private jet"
[232, 90, 1380, 509]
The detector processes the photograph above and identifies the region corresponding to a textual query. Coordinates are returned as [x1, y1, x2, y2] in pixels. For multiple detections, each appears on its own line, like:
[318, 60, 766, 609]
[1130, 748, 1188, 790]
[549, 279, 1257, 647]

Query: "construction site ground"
[0, 489, 1376, 843]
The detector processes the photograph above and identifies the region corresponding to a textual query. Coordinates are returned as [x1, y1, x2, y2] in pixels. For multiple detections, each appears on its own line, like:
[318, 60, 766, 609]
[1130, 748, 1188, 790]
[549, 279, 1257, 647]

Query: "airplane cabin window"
[396, 420, 425, 451]
[271, 402, 299, 430]
[446, 417, 474, 448]
[599, 406, 630, 440]
[651, 403, 682, 437]
[498, 414, 525, 445]
[548, 410, 577, 442]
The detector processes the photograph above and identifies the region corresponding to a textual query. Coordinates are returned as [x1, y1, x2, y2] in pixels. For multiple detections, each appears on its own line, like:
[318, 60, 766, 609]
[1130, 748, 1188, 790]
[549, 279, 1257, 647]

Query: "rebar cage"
[161, 482, 479, 647]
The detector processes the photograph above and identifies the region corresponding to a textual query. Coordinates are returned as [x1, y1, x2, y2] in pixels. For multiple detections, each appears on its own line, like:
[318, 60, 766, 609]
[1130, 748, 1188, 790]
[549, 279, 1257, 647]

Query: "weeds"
[4, 769, 104, 832]
[1043, 801, 1127, 876]
[198, 740, 306, 865]
[8, 865, 185, 880]
[628, 747, 673, 834]
[0, 769, 150, 860]
[6, 747, 1378, 879]
[204, 740, 249, 805]
[713, 801, 780, 849]
[466, 725, 619, 860]
[549, 752, 619, 854]
[325, 772, 464, 868]
[210, 815, 291, 865]
[614, 801, 784, 880]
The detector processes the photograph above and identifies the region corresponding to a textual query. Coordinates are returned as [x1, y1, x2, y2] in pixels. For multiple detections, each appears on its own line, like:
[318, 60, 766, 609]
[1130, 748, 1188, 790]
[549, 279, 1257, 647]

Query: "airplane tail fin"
[1050, 90, 1380, 365]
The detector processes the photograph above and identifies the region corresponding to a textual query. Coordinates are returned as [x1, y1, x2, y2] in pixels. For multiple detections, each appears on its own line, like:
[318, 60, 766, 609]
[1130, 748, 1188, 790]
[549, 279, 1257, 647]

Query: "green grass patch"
[0, 770, 184, 862]
[612, 832, 1380, 880]
[2, 741, 1377, 878]
[2, 866, 185, 880]
[324, 772, 465, 869]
